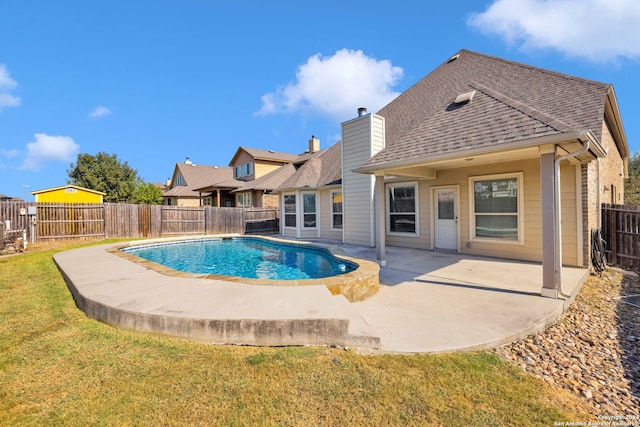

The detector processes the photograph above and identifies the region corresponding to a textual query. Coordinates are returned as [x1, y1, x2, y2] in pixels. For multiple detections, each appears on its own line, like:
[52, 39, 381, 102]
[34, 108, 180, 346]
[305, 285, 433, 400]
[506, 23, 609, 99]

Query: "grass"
[0, 241, 594, 426]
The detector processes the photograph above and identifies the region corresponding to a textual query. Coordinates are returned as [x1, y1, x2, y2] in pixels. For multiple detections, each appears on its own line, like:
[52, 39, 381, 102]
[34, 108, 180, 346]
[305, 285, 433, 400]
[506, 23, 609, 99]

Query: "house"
[233, 137, 326, 209]
[275, 49, 629, 299]
[163, 158, 236, 207]
[0, 194, 21, 202]
[227, 146, 299, 208]
[164, 149, 302, 208]
[31, 185, 106, 203]
[274, 141, 343, 241]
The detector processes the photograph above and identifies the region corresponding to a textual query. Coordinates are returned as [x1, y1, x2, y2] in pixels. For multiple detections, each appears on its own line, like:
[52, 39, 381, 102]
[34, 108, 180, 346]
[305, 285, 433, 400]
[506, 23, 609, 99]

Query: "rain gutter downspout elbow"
[554, 135, 590, 298]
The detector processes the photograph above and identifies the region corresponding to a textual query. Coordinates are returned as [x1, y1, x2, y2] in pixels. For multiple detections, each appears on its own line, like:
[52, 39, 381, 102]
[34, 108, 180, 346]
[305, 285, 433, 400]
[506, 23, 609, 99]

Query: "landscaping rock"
[494, 268, 640, 416]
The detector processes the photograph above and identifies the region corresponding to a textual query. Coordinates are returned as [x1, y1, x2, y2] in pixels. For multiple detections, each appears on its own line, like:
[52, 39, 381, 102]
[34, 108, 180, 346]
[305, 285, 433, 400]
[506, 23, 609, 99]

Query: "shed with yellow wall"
[31, 185, 106, 203]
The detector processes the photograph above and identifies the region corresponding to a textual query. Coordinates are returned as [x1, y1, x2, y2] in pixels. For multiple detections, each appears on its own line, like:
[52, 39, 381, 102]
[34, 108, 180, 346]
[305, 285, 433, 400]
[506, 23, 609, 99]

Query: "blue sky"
[1, 0, 639, 200]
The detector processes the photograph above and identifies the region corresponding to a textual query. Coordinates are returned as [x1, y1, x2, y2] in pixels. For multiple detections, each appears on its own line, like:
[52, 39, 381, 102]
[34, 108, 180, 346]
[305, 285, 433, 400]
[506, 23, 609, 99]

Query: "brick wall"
[599, 120, 625, 204]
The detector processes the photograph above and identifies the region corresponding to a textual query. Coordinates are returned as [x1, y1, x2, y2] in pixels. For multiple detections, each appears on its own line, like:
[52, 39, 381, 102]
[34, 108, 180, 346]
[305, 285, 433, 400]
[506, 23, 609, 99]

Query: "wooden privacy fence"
[37, 203, 105, 240]
[0, 201, 279, 243]
[601, 203, 640, 268]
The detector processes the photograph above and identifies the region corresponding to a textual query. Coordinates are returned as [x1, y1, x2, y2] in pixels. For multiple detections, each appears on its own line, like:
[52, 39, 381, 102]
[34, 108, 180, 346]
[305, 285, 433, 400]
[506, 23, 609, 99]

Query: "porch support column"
[374, 174, 386, 266]
[216, 189, 221, 207]
[540, 148, 558, 298]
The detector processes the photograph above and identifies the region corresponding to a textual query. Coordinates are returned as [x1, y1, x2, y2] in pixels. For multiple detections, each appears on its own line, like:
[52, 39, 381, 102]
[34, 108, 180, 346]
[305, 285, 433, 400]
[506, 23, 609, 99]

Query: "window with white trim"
[234, 162, 254, 178]
[284, 194, 296, 227]
[302, 193, 317, 228]
[386, 183, 418, 234]
[470, 173, 523, 242]
[236, 192, 251, 208]
[331, 191, 343, 229]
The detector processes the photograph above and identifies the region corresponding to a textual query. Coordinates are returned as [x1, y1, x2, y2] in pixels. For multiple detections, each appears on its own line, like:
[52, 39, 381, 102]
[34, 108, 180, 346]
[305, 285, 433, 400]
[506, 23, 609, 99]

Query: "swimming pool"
[121, 237, 357, 280]
[112, 235, 380, 302]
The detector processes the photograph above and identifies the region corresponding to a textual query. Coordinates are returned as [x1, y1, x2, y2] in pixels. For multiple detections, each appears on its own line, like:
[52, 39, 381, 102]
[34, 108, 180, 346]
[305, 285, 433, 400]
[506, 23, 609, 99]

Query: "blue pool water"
[122, 237, 357, 280]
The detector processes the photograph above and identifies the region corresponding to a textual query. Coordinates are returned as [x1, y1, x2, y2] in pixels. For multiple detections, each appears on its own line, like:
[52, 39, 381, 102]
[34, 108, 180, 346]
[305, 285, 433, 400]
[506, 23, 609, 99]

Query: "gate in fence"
[601, 203, 640, 268]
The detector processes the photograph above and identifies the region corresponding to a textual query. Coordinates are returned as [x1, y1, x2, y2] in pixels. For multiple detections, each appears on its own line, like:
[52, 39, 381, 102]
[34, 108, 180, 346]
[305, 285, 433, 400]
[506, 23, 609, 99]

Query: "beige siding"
[282, 228, 297, 238]
[319, 189, 343, 241]
[559, 162, 578, 266]
[382, 157, 581, 265]
[342, 114, 384, 247]
[254, 160, 285, 179]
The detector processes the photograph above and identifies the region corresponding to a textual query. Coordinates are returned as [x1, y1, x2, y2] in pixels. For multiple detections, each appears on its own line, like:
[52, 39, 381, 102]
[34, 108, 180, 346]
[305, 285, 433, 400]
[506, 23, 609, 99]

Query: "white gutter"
[554, 135, 590, 298]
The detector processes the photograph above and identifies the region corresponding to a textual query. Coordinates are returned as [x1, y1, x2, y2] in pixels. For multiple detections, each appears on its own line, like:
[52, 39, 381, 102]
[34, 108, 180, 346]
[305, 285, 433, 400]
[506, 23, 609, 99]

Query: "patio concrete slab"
[53, 239, 589, 354]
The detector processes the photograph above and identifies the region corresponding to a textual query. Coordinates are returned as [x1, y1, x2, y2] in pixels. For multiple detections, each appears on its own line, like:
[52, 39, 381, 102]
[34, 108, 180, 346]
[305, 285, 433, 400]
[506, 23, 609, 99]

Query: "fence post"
[610, 208, 617, 265]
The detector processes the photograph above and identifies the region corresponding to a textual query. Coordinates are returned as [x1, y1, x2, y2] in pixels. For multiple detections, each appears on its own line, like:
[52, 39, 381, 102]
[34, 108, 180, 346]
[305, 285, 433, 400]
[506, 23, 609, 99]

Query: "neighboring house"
[233, 137, 326, 209]
[31, 185, 106, 203]
[228, 146, 299, 208]
[277, 49, 629, 298]
[163, 158, 236, 207]
[0, 194, 21, 202]
[274, 141, 343, 241]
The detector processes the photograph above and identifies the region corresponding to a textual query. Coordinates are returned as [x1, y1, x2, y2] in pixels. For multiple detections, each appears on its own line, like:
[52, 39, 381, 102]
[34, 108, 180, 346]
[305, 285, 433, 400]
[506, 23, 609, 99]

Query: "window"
[302, 193, 316, 228]
[236, 192, 252, 208]
[175, 175, 184, 186]
[234, 162, 254, 178]
[387, 183, 418, 234]
[470, 173, 522, 242]
[284, 194, 296, 227]
[331, 191, 343, 229]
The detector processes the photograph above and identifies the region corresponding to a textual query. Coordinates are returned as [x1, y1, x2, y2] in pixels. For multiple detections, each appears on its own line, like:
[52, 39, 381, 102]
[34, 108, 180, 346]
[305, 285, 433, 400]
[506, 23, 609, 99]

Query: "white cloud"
[468, 0, 640, 62]
[1, 148, 20, 159]
[89, 105, 112, 118]
[257, 49, 404, 122]
[0, 64, 21, 111]
[21, 133, 79, 171]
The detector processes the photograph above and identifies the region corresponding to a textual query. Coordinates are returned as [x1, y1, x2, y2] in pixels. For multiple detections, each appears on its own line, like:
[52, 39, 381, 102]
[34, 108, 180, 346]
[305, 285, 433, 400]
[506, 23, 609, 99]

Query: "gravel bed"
[495, 267, 640, 416]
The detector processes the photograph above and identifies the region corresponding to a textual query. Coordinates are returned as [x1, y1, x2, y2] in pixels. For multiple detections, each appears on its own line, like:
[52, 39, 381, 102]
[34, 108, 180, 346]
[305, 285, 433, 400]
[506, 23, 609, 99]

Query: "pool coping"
[108, 234, 380, 303]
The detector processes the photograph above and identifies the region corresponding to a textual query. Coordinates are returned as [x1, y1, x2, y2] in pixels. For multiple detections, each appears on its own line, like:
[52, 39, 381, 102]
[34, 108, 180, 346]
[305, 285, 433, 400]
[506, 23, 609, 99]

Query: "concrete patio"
[53, 238, 589, 354]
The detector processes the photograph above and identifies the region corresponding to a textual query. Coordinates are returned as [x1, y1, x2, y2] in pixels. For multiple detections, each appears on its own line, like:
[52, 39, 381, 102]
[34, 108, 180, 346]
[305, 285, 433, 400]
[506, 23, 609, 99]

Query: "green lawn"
[0, 242, 592, 426]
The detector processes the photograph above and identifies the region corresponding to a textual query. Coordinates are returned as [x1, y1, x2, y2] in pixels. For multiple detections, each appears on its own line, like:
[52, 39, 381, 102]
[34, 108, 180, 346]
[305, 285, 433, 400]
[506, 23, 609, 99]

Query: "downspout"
[554, 137, 590, 298]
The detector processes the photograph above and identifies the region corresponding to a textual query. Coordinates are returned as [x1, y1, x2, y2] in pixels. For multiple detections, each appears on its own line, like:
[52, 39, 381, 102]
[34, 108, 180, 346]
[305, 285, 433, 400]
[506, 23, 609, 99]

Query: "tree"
[133, 181, 164, 205]
[625, 152, 640, 204]
[67, 152, 140, 203]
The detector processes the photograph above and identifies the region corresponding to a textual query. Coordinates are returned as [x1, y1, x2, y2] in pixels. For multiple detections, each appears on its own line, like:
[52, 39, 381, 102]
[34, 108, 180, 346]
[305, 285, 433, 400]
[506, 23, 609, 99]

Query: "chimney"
[185, 157, 192, 165]
[308, 135, 320, 153]
[357, 107, 367, 117]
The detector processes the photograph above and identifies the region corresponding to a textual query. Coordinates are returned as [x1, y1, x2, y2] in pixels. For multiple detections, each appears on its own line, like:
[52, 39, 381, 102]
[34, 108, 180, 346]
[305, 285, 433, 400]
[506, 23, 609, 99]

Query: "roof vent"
[454, 90, 476, 105]
[268, 150, 275, 153]
[357, 107, 367, 117]
[447, 54, 460, 64]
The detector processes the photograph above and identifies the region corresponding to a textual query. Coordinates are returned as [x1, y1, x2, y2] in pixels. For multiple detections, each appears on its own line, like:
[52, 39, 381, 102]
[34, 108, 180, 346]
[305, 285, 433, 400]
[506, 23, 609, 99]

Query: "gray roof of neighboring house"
[275, 141, 342, 192]
[292, 149, 326, 166]
[233, 163, 296, 193]
[360, 49, 612, 169]
[230, 147, 298, 165]
[163, 163, 236, 197]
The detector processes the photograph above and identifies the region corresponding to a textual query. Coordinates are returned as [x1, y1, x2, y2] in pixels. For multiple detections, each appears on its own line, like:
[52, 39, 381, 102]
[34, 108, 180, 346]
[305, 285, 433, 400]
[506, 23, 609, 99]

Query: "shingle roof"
[275, 142, 342, 191]
[233, 163, 296, 192]
[230, 147, 298, 165]
[361, 49, 610, 169]
[163, 163, 236, 197]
